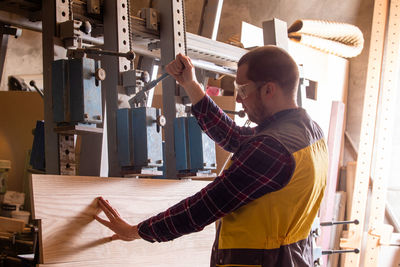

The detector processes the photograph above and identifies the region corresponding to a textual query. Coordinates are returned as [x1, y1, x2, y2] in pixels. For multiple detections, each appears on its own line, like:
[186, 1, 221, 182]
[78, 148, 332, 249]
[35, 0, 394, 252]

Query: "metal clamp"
[138, 8, 159, 31]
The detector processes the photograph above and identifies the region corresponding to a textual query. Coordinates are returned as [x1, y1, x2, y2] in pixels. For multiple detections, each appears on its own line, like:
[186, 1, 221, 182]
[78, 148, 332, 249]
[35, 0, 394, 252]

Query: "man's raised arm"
[165, 53, 205, 105]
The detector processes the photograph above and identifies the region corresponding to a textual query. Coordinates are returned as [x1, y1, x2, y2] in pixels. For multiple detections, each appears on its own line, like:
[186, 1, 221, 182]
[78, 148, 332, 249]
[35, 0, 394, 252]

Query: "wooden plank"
[0, 216, 25, 233]
[378, 233, 400, 266]
[0, 91, 44, 192]
[345, 162, 356, 221]
[197, 0, 224, 40]
[30, 174, 214, 266]
[329, 191, 346, 267]
[340, 1, 388, 266]
[318, 101, 345, 263]
[363, 0, 400, 264]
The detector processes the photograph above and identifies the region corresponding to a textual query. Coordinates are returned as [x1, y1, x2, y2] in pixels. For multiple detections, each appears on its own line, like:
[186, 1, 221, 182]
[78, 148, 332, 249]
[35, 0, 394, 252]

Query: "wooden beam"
[340, 0, 388, 266]
[0, 216, 25, 233]
[30, 174, 214, 266]
[345, 161, 357, 221]
[363, 0, 400, 264]
[319, 101, 345, 263]
[198, 0, 224, 40]
[329, 191, 346, 267]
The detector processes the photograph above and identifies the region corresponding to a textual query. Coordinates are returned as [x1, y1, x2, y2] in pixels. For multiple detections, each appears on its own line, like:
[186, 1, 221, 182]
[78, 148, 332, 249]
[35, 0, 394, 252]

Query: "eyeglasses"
[234, 81, 266, 99]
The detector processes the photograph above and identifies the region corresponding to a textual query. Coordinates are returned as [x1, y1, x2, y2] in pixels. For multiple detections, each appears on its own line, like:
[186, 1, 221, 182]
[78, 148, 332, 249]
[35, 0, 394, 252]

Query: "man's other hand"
[94, 196, 141, 241]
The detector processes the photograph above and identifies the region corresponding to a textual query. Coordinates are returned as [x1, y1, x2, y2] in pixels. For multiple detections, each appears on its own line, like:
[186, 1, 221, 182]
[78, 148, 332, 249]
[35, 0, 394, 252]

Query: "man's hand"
[94, 197, 141, 242]
[165, 53, 205, 104]
[165, 53, 196, 87]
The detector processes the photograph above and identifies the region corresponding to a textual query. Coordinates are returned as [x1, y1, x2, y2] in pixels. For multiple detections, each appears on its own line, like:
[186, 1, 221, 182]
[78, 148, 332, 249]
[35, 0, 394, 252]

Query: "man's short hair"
[238, 45, 299, 97]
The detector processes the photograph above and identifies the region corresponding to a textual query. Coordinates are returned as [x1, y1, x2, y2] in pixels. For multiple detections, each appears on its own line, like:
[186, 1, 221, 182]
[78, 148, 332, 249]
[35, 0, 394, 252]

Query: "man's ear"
[264, 82, 276, 96]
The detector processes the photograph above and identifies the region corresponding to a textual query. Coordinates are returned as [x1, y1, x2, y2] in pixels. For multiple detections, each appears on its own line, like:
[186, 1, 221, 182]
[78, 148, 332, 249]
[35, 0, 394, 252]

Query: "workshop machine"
[0, 0, 244, 178]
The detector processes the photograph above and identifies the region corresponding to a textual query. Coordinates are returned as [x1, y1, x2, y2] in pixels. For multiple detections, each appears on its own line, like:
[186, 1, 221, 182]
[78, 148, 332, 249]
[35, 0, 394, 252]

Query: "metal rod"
[320, 219, 359, 226]
[84, 48, 135, 61]
[322, 248, 360, 255]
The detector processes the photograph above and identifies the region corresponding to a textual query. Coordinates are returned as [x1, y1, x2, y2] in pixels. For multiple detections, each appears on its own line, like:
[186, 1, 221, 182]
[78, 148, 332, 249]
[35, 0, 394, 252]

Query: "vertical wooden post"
[340, 0, 388, 266]
[363, 0, 400, 264]
[319, 101, 345, 265]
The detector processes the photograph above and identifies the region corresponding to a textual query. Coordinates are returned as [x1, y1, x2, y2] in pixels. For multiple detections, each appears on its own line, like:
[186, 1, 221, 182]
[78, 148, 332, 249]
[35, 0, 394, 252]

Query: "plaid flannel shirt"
[138, 95, 295, 242]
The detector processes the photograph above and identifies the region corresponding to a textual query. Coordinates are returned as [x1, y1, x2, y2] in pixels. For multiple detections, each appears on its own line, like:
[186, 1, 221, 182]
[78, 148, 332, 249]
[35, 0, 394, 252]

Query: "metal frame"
[0, 9, 245, 75]
[41, 0, 71, 174]
[0, 24, 9, 84]
[102, 0, 131, 177]
[159, 0, 187, 178]
[0, 0, 247, 179]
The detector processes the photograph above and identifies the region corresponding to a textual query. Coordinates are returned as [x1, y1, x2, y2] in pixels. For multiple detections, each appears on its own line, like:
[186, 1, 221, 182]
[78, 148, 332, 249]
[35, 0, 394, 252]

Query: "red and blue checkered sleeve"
[137, 135, 295, 242]
[191, 95, 255, 152]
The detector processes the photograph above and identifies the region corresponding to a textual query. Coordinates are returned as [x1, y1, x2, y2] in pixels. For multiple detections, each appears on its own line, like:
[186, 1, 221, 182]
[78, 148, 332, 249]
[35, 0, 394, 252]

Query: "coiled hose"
[288, 20, 364, 58]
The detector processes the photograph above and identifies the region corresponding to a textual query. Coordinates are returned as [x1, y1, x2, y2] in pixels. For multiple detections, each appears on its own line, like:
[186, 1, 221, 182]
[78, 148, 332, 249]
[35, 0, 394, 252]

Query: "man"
[95, 45, 328, 267]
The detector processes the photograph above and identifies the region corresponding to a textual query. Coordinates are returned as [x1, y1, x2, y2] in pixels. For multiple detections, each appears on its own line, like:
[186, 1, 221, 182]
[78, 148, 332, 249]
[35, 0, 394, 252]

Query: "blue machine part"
[52, 58, 102, 124]
[188, 117, 216, 170]
[174, 117, 189, 171]
[116, 109, 133, 166]
[174, 117, 216, 172]
[52, 60, 67, 123]
[30, 120, 45, 171]
[69, 58, 102, 123]
[117, 107, 163, 168]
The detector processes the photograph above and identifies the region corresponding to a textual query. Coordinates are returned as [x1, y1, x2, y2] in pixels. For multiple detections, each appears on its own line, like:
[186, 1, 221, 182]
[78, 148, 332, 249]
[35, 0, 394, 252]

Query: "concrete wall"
[0, 29, 42, 91]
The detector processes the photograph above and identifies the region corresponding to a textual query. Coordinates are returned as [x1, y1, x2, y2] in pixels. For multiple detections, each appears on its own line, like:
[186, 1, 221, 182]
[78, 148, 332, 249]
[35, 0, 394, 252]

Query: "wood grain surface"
[30, 174, 215, 266]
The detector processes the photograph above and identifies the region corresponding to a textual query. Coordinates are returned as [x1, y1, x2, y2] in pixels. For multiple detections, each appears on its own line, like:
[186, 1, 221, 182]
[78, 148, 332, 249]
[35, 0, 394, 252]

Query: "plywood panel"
[0, 91, 44, 192]
[30, 174, 214, 266]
